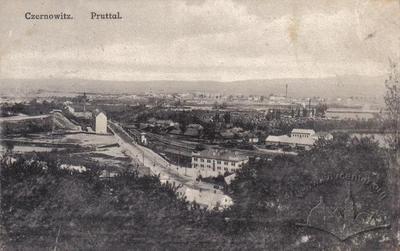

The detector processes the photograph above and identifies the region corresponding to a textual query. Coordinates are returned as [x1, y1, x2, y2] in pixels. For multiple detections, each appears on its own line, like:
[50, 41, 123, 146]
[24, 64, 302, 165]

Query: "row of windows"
[193, 157, 237, 166]
[193, 164, 231, 172]
[193, 163, 242, 169]
[292, 133, 310, 138]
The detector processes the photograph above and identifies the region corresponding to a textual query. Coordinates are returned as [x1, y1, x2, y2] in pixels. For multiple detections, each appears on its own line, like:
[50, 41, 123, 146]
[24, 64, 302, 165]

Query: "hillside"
[1, 136, 398, 250]
[0, 153, 252, 250]
[0, 113, 80, 135]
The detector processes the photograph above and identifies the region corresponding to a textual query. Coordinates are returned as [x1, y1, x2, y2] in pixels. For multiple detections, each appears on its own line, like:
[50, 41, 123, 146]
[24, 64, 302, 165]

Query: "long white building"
[265, 128, 333, 150]
[325, 108, 380, 120]
[191, 149, 249, 177]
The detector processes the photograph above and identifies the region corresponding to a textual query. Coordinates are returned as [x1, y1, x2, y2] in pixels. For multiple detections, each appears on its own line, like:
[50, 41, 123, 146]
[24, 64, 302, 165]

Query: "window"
[193, 157, 198, 161]
[207, 159, 211, 163]
[207, 165, 211, 168]
[201, 158, 204, 162]
[224, 168, 228, 171]
[194, 164, 198, 167]
[217, 160, 221, 164]
[200, 164, 204, 168]
[231, 162, 235, 166]
[224, 161, 228, 165]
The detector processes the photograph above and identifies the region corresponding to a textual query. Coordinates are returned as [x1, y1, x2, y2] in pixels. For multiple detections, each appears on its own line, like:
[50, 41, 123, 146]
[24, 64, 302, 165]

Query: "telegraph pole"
[51, 112, 55, 135]
[83, 92, 87, 113]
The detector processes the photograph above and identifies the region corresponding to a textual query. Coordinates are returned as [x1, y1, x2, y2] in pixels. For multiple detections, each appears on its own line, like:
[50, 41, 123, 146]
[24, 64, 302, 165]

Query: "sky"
[0, 0, 399, 81]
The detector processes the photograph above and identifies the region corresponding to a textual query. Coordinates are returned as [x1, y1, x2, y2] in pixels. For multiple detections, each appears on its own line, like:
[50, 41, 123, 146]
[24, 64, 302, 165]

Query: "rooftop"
[92, 109, 106, 117]
[291, 129, 316, 135]
[187, 123, 204, 129]
[326, 108, 380, 113]
[266, 135, 316, 146]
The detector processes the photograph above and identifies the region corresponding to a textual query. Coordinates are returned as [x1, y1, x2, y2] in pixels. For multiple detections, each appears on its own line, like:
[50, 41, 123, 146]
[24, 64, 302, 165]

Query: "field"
[1, 131, 144, 175]
[1, 132, 117, 147]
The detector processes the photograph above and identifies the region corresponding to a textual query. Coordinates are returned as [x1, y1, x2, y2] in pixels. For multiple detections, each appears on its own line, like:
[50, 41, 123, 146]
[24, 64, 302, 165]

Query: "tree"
[384, 60, 400, 242]
[4, 141, 14, 154]
[384, 60, 400, 152]
[195, 144, 206, 152]
[302, 108, 308, 117]
[315, 103, 328, 117]
[223, 112, 231, 124]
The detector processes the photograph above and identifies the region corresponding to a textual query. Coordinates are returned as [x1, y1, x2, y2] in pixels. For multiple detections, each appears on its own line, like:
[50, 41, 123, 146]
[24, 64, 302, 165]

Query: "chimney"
[285, 84, 288, 98]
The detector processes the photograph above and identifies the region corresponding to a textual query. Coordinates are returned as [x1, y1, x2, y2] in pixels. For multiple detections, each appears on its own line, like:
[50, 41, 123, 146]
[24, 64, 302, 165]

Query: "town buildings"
[325, 108, 380, 120]
[184, 124, 204, 137]
[191, 149, 249, 177]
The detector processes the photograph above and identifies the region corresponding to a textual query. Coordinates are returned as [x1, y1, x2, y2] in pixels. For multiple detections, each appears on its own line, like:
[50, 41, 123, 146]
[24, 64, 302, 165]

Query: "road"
[0, 114, 49, 122]
[108, 121, 233, 209]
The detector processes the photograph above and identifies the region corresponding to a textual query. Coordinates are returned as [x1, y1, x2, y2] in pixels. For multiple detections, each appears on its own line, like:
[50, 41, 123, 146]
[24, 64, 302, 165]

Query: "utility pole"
[184, 149, 187, 176]
[395, 86, 399, 155]
[83, 92, 87, 113]
[178, 149, 180, 167]
[51, 113, 55, 134]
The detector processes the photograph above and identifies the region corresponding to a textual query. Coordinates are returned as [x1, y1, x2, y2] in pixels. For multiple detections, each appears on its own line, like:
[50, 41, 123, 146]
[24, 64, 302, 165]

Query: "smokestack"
[285, 84, 288, 98]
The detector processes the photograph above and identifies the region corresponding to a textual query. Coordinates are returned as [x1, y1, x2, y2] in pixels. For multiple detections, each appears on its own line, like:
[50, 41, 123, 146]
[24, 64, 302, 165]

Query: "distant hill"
[0, 75, 386, 98]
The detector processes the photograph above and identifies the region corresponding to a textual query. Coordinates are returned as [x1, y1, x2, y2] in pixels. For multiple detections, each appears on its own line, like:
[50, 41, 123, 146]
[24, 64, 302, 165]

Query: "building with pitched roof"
[92, 110, 107, 134]
[291, 129, 316, 138]
[265, 128, 332, 150]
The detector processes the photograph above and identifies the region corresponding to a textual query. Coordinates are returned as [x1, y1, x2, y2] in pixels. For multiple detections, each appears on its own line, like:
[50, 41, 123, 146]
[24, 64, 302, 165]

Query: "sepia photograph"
[0, 0, 399, 250]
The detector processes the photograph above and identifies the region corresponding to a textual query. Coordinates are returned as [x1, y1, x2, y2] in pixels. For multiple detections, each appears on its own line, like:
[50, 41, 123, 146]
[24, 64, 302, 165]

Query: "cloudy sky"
[0, 0, 399, 81]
